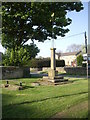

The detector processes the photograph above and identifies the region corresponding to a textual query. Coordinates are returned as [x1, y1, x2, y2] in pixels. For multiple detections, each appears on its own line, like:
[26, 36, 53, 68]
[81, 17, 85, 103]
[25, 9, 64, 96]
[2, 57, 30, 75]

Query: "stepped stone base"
[43, 76, 68, 84]
[43, 67, 68, 85]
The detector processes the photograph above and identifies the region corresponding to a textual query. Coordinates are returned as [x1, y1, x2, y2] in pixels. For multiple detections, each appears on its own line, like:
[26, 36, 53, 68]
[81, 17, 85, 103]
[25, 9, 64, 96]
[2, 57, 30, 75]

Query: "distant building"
[55, 51, 82, 66]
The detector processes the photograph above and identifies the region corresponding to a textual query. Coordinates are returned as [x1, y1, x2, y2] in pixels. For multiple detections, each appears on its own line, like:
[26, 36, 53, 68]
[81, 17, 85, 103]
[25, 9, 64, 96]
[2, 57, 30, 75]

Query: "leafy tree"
[2, 2, 83, 49]
[81, 45, 86, 54]
[2, 2, 83, 66]
[77, 54, 83, 66]
[2, 43, 39, 66]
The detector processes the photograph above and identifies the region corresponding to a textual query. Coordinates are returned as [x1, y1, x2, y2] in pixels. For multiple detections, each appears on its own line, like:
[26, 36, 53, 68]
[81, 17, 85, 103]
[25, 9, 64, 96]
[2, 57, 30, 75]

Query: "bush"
[28, 58, 65, 68]
[77, 54, 83, 66]
[82, 63, 86, 67]
[2, 44, 40, 66]
[56, 60, 65, 67]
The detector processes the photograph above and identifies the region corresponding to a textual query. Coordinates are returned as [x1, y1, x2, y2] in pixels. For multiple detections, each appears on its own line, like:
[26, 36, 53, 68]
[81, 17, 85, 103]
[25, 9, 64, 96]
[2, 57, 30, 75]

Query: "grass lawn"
[1, 77, 88, 119]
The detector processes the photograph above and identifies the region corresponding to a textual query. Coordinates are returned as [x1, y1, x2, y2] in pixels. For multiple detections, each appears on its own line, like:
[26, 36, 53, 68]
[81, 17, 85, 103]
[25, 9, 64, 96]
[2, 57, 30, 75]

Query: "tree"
[66, 44, 82, 52]
[81, 45, 86, 54]
[2, 2, 83, 49]
[56, 50, 63, 60]
[2, 2, 83, 66]
[2, 43, 40, 66]
[77, 54, 83, 66]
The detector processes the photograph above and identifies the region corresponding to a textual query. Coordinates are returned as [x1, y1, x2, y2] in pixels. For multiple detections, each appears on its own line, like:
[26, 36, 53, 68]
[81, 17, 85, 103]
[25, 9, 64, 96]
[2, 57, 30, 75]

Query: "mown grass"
[2, 77, 88, 119]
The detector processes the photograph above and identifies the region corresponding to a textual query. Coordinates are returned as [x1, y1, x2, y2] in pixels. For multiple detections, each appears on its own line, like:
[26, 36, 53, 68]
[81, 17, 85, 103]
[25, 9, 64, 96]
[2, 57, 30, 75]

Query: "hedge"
[28, 58, 65, 68]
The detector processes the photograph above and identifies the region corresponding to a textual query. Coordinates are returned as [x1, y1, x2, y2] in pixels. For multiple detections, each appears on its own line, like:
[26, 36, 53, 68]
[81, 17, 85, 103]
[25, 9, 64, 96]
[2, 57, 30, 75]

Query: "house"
[55, 51, 82, 66]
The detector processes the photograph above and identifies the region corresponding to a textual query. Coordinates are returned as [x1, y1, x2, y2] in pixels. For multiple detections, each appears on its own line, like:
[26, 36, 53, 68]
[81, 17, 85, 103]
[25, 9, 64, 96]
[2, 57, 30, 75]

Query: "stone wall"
[43, 67, 90, 75]
[30, 68, 42, 72]
[64, 67, 87, 75]
[43, 67, 66, 73]
[0, 66, 30, 80]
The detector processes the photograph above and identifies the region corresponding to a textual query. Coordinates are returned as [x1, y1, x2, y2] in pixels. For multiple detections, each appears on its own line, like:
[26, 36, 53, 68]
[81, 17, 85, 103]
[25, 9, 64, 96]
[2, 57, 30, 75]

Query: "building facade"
[55, 51, 81, 66]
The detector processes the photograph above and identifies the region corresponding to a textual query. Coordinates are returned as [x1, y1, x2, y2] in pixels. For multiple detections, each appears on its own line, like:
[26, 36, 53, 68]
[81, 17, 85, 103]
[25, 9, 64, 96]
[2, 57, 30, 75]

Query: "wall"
[43, 67, 66, 73]
[43, 67, 90, 75]
[64, 67, 88, 75]
[30, 68, 42, 72]
[0, 66, 30, 80]
[56, 54, 76, 66]
[60, 55, 76, 66]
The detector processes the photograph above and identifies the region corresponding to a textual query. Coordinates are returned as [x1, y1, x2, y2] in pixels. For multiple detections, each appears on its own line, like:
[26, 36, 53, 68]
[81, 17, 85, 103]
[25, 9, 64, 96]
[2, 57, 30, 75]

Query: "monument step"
[54, 76, 64, 79]
[43, 76, 64, 80]
[54, 80, 71, 85]
[48, 79, 68, 83]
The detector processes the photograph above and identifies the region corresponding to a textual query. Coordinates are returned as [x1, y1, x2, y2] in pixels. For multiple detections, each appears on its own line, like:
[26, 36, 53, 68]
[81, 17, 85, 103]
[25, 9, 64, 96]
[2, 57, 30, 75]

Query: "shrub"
[28, 58, 65, 68]
[82, 63, 86, 67]
[77, 54, 83, 66]
[56, 60, 65, 67]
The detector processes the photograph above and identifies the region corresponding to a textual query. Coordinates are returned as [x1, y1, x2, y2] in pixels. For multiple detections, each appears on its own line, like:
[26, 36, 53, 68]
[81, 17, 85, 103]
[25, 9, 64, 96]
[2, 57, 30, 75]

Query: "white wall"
[55, 54, 76, 66]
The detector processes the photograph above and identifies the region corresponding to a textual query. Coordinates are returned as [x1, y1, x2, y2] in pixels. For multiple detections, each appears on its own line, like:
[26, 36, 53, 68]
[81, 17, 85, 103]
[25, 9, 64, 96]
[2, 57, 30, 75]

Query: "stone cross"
[50, 48, 56, 70]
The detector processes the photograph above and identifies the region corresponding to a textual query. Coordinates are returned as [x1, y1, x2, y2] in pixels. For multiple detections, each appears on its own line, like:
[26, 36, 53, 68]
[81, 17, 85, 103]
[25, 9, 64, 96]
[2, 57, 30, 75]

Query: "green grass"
[39, 71, 48, 74]
[2, 77, 88, 119]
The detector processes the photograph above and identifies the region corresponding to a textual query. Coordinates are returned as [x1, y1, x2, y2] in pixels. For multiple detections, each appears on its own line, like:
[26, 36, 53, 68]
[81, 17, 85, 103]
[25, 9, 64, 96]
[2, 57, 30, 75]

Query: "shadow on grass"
[23, 85, 34, 89]
[59, 73, 87, 77]
[2, 96, 41, 119]
[2, 91, 88, 119]
[5, 91, 88, 106]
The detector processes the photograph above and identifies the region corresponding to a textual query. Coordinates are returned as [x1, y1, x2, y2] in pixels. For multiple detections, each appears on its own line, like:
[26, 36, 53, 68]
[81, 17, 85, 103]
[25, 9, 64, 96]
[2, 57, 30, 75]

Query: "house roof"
[56, 51, 82, 57]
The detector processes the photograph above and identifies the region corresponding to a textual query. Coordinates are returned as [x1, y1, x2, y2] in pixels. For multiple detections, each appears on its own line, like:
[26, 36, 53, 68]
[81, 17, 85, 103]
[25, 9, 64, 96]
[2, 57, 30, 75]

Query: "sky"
[0, 2, 88, 57]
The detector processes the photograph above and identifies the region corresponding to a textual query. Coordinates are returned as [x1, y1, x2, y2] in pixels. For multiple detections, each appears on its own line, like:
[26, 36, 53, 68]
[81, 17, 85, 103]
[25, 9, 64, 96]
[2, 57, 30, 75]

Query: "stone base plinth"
[43, 68, 68, 85]
[48, 69, 58, 79]
[48, 78, 68, 83]
[43, 76, 68, 84]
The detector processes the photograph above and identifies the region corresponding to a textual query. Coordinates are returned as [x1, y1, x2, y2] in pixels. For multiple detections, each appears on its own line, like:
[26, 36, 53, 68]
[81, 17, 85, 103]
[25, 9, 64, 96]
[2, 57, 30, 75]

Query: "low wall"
[30, 68, 42, 71]
[0, 66, 30, 80]
[43, 67, 66, 73]
[64, 67, 87, 75]
[43, 67, 90, 75]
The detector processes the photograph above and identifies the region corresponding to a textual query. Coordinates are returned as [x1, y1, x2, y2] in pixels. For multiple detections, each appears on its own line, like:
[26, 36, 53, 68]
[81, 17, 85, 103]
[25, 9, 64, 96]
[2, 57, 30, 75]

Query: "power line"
[56, 32, 85, 41]
[44, 32, 85, 43]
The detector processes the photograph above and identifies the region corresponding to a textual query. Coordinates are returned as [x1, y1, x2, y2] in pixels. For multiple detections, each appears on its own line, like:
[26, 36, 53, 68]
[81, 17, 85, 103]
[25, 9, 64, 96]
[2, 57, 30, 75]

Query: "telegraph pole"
[85, 31, 88, 79]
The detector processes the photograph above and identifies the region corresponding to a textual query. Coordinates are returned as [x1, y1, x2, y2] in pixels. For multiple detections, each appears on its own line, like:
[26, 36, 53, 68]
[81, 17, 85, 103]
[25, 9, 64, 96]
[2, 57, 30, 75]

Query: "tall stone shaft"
[50, 48, 56, 70]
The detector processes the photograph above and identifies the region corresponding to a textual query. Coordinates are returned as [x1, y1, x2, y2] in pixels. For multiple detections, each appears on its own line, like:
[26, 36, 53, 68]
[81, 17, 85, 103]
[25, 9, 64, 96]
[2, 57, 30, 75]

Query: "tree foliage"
[2, 2, 83, 66]
[2, 2, 83, 49]
[77, 54, 83, 66]
[2, 43, 39, 66]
